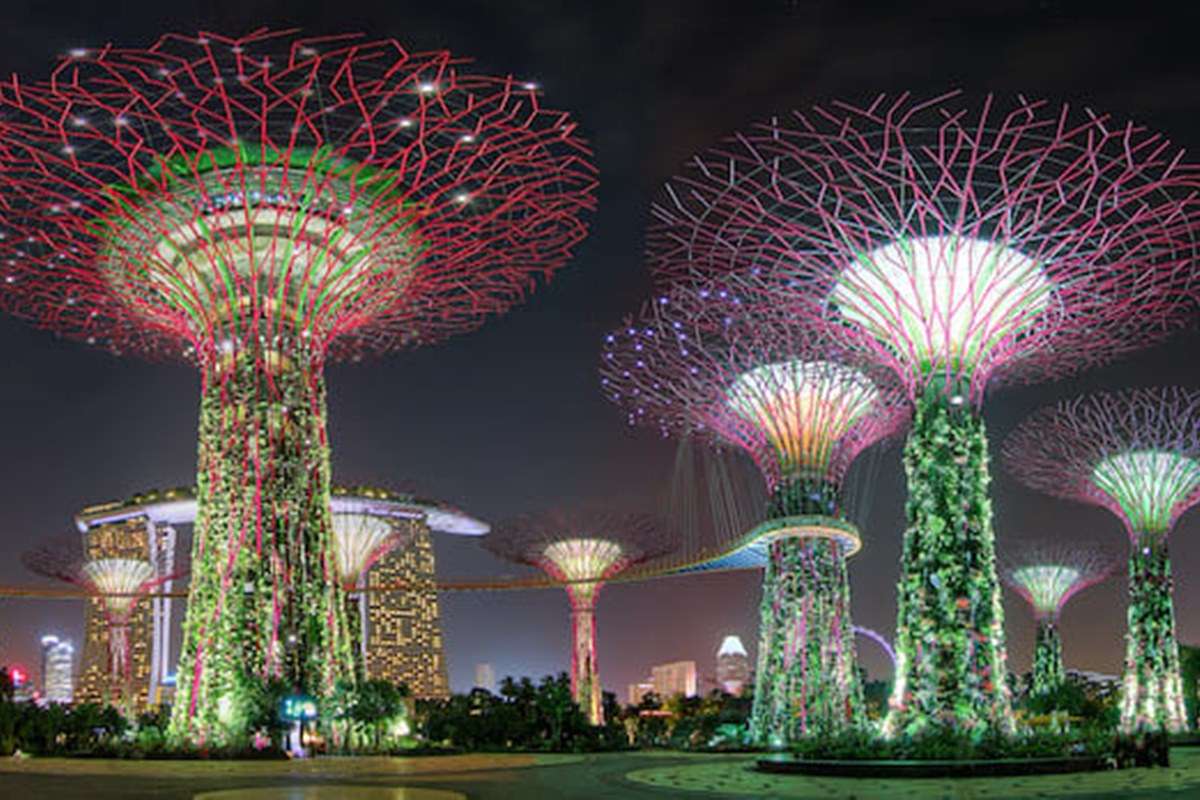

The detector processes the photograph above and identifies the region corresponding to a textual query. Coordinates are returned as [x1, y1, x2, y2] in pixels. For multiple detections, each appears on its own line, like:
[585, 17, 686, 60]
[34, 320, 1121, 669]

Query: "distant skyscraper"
[474, 662, 496, 694]
[40, 636, 75, 704]
[366, 518, 451, 698]
[628, 680, 655, 706]
[652, 660, 698, 698]
[716, 635, 751, 696]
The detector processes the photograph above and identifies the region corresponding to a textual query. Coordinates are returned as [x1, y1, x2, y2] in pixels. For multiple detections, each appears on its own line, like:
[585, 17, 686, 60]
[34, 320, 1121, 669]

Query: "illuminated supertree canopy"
[484, 510, 671, 726]
[601, 284, 907, 744]
[0, 29, 594, 745]
[1001, 543, 1116, 696]
[645, 92, 1200, 737]
[24, 537, 178, 712]
[1005, 387, 1200, 733]
[331, 512, 411, 591]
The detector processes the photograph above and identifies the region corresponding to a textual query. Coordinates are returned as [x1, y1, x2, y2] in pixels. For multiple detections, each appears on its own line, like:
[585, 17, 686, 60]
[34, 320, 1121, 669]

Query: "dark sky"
[1, 0, 1199, 697]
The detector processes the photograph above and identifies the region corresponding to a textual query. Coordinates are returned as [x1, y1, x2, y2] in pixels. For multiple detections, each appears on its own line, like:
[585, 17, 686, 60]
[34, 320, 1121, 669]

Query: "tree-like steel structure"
[0, 29, 594, 744]
[1001, 543, 1116, 696]
[647, 92, 1200, 736]
[24, 537, 178, 713]
[1004, 387, 1200, 733]
[484, 510, 671, 726]
[601, 285, 907, 744]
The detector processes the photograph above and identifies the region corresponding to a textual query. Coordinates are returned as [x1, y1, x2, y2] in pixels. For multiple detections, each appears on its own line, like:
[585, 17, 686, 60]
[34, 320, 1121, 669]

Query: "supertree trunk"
[569, 600, 603, 725]
[169, 341, 355, 745]
[1032, 619, 1065, 697]
[1120, 533, 1187, 733]
[108, 621, 132, 715]
[750, 478, 863, 745]
[750, 550, 786, 746]
[885, 390, 1013, 737]
[344, 589, 367, 680]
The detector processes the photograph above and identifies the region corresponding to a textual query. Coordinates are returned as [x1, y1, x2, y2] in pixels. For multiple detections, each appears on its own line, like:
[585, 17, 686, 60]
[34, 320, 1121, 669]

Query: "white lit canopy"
[830, 235, 1052, 383]
[82, 558, 156, 618]
[1092, 450, 1200, 535]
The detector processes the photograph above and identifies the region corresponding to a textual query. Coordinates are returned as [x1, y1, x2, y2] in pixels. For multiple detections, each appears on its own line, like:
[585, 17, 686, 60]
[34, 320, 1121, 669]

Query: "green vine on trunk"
[1120, 533, 1187, 733]
[885, 389, 1013, 738]
[168, 341, 355, 747]
[750, 476, 864, 746]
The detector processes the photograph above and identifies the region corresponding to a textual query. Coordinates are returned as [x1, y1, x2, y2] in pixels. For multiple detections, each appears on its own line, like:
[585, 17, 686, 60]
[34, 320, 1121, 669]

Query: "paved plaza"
[3, 749, 1200, 799]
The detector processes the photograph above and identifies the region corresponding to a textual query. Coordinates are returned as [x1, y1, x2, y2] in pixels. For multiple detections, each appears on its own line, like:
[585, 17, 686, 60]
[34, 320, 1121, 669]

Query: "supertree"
[24, 536, 178, 713]
[1000, 543, 1116, 696]
[601, 284, 907, 744]
[646, 92, 1200, 736]
[331, 511, 415, 672]
[0, 29, 594, 744]
[484, 509, 672, 725]
[1004, 387, 1200, 732]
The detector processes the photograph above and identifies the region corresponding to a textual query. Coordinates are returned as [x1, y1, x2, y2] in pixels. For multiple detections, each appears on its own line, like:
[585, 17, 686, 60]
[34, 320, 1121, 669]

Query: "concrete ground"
[1, 749, 1199, 799]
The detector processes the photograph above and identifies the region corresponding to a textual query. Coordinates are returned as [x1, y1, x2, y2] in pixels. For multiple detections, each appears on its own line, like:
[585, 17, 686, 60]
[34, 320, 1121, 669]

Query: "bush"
[789, 726, 1115, 762]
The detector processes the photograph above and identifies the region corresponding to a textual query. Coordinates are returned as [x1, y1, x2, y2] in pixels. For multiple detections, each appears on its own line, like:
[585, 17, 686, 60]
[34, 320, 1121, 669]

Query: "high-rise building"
[72, 485, 488, 706]
[628, 680, 655, 706]
[651, 660, 698, 699]
[474, 662, 496, 694]
[75, 518, 156, 711]
[40, 636, 75, 704]
[715, 635, 751, 696]
[366, 518, 451, 698]
[75, 489, 188, 710]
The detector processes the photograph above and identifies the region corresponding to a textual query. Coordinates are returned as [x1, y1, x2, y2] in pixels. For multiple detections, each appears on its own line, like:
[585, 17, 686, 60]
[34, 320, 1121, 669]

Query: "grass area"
[625, 748, 1200, 799]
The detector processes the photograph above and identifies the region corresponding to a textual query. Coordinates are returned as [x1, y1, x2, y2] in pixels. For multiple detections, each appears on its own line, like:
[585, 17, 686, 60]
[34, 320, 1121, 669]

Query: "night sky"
[1, 0, 1199, 698]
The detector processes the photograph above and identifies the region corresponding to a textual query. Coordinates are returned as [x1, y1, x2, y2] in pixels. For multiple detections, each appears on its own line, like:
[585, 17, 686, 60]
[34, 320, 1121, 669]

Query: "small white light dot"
[397, 118, 414, 128]
[523, 81, 539, 91]
[459, 134, 475, 143]
[70, 117, 87, 128]
[68, 48, 88, 59]
[454, 193, 471, 204]
[417, 82, 437, 94]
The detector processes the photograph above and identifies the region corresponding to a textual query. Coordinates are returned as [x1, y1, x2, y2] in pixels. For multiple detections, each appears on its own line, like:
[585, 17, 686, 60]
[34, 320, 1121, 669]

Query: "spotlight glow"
[1092, 451, 1200, 535]
[541, 537, 625, 603]
[1009, 565, 1083, 618]
[831, 236, 1051, 376]
[331, 513, 403, 587]
[724, 360, 878, 476]
[82, 558, 156, 618]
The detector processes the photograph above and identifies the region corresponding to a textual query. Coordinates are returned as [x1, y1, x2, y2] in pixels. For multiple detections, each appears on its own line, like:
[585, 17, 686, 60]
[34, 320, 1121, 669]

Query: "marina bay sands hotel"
[72, 486, 488, 711]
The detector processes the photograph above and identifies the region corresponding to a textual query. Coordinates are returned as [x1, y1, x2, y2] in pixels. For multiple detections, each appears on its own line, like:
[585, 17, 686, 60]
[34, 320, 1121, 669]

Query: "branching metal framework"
[601, 284, 907, 744]
[1001, 543, 1116, 695]
[650, 92, 1200, 403]
[23, 536, 178, 712]
[332, 512, 412, 591]
[645, 91, 1200, 737]
[484, 510, 671, 726]
[1004, 387, 1200, 733]
[0, 29, 594, 746]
